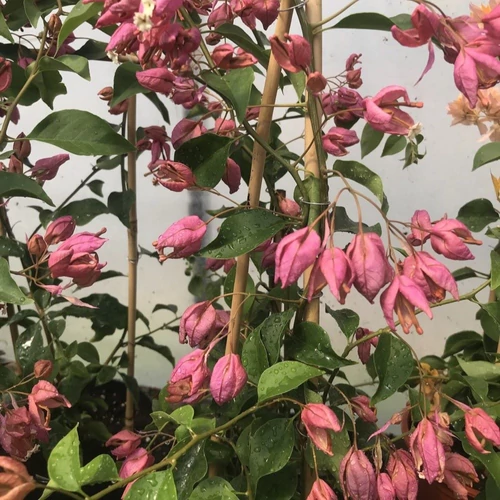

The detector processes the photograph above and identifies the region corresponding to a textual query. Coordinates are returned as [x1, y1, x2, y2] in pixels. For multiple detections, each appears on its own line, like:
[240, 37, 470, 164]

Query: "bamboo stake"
[225, 0, 294, 355]
[125, 95, 138, 430]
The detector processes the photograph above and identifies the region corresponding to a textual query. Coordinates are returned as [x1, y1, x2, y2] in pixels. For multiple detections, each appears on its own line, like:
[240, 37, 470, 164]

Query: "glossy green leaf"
[215, 24, 269, 67]
[15, 323, 43, 373]
[126, 470, 177, 499]
[77, 342, 100, 364]
[492, 250, 500, 290]
[453, 267, 481, 281]
[174, 134, 232, 188]
[457, 198, 499, 232]
[333, 206, 382, 235]
[96, 155, 122, 170]
[96, 366, 117, 386]
[258, 309, 294, 365]
[330, 12, 411, 31]
[0, 259, 33, 305]
[371, 334, 414, 405]
[473, 142, 500, 170]
[120, 373, 140, 405]
[382, 135, 407, 157]
[137, 336, 175, 366]
[111, 63, 148, 106]
[87, 179, 104, 197]
[172, 441, 207, 500]
[0, 171, 54, 205]
[47, 426, 82, 492]
[38, 55, 91, 80]
[202, 67, 254, 122]
[0, 11, 14, 42]
[289, 322, 355, 370]
[28, 110, 135, 156]
[242, 327, 269, 384]
[108, 190, 135, 228]
[256, 464, 298, 500]
[33, 70, 67, 109]
[224, 265, 255, 314]
[443, 331, 483, 357]
[360, 123, 384, 158]
[153, 303, 178, 314]
[249, 419, 295, 490]
[191, 478, 238, 500]
[51, 198, 109, 226]
[325, 305, 359, 339]
[258, 361, 324, 402]
[287, 71, 306, 100]
[58, 0, 102, 48]
[3, 64, 40, 106]
[24, 0, 41, 28]
[333, 160, 387, 211]
[458, 358, 500, 381]
[80, 455, 118, 486]
[199, 209, 287, 259]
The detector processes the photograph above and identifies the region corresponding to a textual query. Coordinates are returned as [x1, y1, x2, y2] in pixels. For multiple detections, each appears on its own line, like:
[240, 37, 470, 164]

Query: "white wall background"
[1, 0, 493, 421]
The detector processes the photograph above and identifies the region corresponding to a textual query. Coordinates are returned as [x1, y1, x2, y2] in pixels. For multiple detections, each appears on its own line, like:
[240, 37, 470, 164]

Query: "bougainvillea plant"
[1, 0, 500, 498]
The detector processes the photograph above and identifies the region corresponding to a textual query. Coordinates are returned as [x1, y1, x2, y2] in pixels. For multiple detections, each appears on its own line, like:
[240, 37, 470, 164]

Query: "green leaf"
[48, 426, 82, 492]
[172, 441, 207, 500]
[174, 134, 232, 188]
[333, 160, 387, 211]
[96, 155, 122, 170]
[256, 464, 298, 500]
[360, 123, 384, 158]
[457, 198, 499, 232]
[0, 259, 33, 305]
[258, 361, 324, 402]
[32, 70, 67, 109]
[331, 12, 410, 31]
[3, 64, 40, 106]
[325, 305, 359, 339]
[457, 358, 500, 381]
[38, 55, 91, 80]
[287, 71, 306, 100]
[15, 323, 43, 373]
[108, 190, 135, 228]
[28, 110, 135, 156]
[153, 303, 178, 314]
[288, 322, 355, 370]
[202, 67, 254, 123]
[96, 366, 117, 386]
[58, 0, 102, 48]
[120, 373, 140, 405]
[126, 470, 177, 499]
[333, 206, 382, 235]
[24, 0, 41, 28]
[492, 250, 500, 290]
[77, 342, 100, 364]
[215, 24, 269, 67]
[191, 478, 238, 500]
[443, 331, 483, 357]
[224, 265, 255, 315]
[249, 419, 295, 490]
[51, 198, 109, 226]
[371, 334, 414, 405]
[453, 267, 481, 281]
[0, 236, 25, 258]
[199, 209, 287, 259]
[137, 336, 175, 366]
[87, 180, 104, 197]
[473, 142, 500, 170]
[382, 135, 407, 157]
[0, 11, 14, 42]
[80, 455, 118, 486]
[0, 171, 54, 205]
[111, 63, 149, 106]
[242, 327, 269, 384]
[258, 310, 295, 365]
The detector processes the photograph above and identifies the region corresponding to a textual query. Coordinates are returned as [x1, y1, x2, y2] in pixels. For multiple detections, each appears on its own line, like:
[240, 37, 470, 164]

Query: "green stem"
[311, 0, 359, 32]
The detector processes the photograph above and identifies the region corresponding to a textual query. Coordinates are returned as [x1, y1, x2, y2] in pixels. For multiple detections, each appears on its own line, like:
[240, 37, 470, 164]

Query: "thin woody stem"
[225, 0, 295, 355]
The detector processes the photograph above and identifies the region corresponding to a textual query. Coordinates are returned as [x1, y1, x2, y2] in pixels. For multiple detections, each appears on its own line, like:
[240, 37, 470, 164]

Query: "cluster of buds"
[25, 216, 108, 305]
[0, 364, 71, 462]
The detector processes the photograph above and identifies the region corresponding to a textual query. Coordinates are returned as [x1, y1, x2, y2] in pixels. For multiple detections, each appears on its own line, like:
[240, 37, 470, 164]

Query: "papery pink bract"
[253, 0, 280, 29]
[307, 478, 338, 500]
[31, 154, 70, 182]
[262, 242, 278, 269]
[319, 247, 353, 304]
[171, 119, 206, 149]
[391, 5, 440, 48]
[387, 449, 419, 500]
[269, 34, 311, 73]
[209, 353, 247, 405]
[44, 216, 76, 246]
[136, 67, 175, 95]
[301, 403, 342, 456]
[351, 395, 378, 423]
[179, 301, 217, 347]
[377, 473, 396, 500]
[408, 209, 433, 246]
[339, 447, 377, 500]
[347, 232, 393, 303]
[443, 452, 479, 500]
[0, 407, 38, 462]
[380, 275, 433, 334]
[275, 228, 321, 288]
[151, 160, 196, 192]
[307, 71, 328, 94]
[322, 127, 359, 156]
[212, 43, 257, 69]
[222, 158, 242, 194]
[106, 430, 141, 459]
[355, 327, 378, 365]
[0, 456, 35, 500]
[119, 447, 154, 498]
[0, 58, 12, 93]
[27, 235, 47, 258]
[208, 3, 235, 28]
[430, 219, 482, 260]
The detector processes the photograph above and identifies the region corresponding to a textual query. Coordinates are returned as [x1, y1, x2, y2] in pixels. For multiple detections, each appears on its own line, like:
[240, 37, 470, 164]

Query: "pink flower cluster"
[0, 369, 70, 462]
[27, 216, 108, 305]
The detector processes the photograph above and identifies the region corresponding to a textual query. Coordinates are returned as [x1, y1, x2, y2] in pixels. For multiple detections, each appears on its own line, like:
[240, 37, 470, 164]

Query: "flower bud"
[179, 301, 217, 347]
[31, 154, 70, 182]
[48, 14, 62, 35]
[346, 68, 363, 89]
[106, 430, 141, 459]
[0, 456, 35, 499]
[351, 395, 378, 423]
[276, 190, 301, 217]
[27, 234, 47, 258]
[355, 328, 378, 364]
[340, 447, 377, 500]
[13, 133, 31, 160]
[98, 86, 114, 102]
[34, 360, 53, 379]
[0, 58, 12, 93]
[207, 3, 234, 29]
[210, 353, 247, 405]
[307, 478, 338, 500]
[8, 155, 23, 174]
[222, 158, 242, 194]
[376, 473, 396, 500]
[270, 34, 311, 73]
[44, 216, 76, 246]
[307, 71, 328, 94]
[302, 403, 342, 456]
[206, 32, 223, 45]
